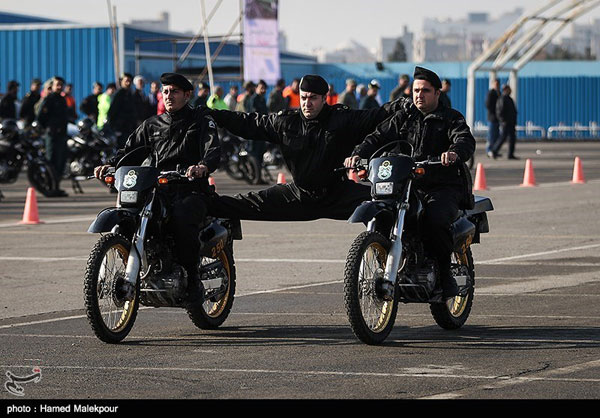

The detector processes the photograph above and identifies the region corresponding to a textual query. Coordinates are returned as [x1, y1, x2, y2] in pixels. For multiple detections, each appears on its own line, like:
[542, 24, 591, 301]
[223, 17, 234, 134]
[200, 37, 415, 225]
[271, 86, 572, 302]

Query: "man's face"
[121, 77, 132, 89]
[412, 79, 440, 114]
[300, 90, 326, 120]
[93, 84, 103, 95]
[291, 80, 299, 93]
[162, 84, 191, 113]
[347, 83, 356, 93]
[51, 80, 64, 94]
[256, 84, 266, 95]
[150, 82, 159, 93]
[31, 82, 41, 92]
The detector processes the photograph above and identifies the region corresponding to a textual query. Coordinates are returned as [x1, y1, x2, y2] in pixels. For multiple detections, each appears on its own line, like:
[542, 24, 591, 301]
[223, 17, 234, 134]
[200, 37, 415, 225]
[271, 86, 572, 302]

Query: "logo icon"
[4, 367, 42, 397]
[377, 160, 393, 180]
[123, 170, 137, 188]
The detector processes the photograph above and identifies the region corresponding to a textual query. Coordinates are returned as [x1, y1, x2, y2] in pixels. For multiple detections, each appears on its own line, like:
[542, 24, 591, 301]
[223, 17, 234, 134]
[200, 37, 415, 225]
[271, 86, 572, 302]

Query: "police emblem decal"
[123, 170, 137, 188]
[377, 160, 393, 180]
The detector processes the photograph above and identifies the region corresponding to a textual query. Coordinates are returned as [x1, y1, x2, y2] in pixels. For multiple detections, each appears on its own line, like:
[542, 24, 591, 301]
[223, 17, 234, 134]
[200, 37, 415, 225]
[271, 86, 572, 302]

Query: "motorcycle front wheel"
[187, 245, 236, 329]
[430, 248, 475, 330]
[27, 161, 56, 197]
[83, 233, 139, 343]
[344, 231, 398, 345]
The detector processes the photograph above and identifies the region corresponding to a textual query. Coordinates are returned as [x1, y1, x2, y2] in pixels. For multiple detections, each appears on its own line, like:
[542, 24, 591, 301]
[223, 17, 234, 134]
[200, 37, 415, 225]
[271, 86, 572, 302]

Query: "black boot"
[441, 273, 459, 300]
[185, 271, 205, 307]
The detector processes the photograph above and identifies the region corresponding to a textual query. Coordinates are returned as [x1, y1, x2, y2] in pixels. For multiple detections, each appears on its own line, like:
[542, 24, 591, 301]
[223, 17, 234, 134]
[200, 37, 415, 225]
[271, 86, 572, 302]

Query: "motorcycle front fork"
[122, 198, 154, 300]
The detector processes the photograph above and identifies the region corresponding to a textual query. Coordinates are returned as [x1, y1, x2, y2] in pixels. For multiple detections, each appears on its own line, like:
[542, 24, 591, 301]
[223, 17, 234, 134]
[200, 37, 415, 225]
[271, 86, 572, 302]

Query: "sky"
[2, 0, 600, 54]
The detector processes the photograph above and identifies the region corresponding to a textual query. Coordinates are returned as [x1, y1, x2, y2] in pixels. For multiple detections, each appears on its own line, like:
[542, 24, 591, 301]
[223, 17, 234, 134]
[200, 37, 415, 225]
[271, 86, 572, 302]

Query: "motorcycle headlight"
[119, 191, 138, 204]
[375, 182, 394, 195]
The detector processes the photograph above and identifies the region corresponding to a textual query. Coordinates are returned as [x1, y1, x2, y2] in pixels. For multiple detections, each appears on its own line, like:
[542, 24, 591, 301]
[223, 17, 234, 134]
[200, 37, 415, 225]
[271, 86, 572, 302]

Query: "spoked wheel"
[27, 162, 56, 197]
[239, 154, 262, 185]
[187, 246, 236, 330]
[224, 148, 245, 181]
[344, 231, 398, 345]
[430, 248, 475, 330]
[84, 233, 139, 343]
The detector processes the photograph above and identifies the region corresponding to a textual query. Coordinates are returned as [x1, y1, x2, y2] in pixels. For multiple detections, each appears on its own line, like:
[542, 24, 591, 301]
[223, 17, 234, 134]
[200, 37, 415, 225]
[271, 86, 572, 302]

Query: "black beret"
[413, 66, 442, 90]
[160, 73, 194, 91]
[299, 74, 328, 95]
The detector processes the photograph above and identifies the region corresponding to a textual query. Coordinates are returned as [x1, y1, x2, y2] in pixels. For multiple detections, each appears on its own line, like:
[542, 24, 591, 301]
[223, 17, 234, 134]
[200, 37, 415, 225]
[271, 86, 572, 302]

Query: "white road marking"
[0, 362, 598, 385]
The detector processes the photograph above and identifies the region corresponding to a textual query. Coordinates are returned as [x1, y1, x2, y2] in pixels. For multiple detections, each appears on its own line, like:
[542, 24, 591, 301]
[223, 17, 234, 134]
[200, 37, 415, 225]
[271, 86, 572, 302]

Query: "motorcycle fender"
[199, 222, 230, 259]
[348, 201, 392, 225]
[87, 208, 136, 233]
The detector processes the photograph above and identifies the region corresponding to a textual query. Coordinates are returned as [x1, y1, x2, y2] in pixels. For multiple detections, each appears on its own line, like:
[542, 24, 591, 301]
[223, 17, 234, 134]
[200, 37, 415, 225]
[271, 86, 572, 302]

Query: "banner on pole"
[243, 0, 280, 85]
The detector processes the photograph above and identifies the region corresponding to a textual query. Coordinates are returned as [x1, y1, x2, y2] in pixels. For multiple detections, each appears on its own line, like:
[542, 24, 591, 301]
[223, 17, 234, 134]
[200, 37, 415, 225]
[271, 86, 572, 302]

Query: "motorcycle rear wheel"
[344, 231, 398, 345]
[430, 248, 475, 330]
[187, 246, 236, 329]
[84, 233, 139, 343]
[27, 162, 56, 197]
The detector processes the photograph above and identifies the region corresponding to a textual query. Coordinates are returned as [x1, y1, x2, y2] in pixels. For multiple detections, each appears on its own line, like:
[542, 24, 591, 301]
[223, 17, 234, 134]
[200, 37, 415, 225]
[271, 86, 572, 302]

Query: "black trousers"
[493, 122, 516, 158]
[415, 185, 461, 276]
[206, 180, 372, 222]
[166, 191, 207, 273]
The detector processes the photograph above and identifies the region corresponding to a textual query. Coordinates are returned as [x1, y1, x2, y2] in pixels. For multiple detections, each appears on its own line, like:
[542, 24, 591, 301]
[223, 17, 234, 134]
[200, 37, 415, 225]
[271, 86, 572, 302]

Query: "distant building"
[129, 11, 170, 31]
[378, 26, 414, 62]
[413, 9, 524, 62]
[557, 18, 600, 59]
[316, 39, 375, 63]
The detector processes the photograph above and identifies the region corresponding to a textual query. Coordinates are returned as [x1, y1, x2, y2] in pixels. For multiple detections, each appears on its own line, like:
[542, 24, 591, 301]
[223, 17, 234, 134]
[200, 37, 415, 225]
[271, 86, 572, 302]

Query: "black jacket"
[108, 105, 220, 190]
[80, 93, 99, 120]
[485, 89, 500, 123]
[19, 91, 41, 125]
[353, 98, 475, 207]
[108, 88, 137, 134]
[496, 94, 517, 126]
[36, 92, 69, 136]
[0, 94, 17, 120]
[210, 104, 394, 190]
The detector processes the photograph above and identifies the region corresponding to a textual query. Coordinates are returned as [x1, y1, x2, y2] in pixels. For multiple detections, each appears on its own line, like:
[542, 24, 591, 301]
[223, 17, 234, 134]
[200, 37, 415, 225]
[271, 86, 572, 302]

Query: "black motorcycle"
[65, 118, 117, 193]
[84, 147, 242, 343]
[342, 142, 493, 345]
[0, 119, 56, 196]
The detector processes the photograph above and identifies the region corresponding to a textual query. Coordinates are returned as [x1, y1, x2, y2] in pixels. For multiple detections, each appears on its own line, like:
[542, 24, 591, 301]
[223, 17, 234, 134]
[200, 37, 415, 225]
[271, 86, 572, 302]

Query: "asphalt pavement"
[0, 140, 599, 404]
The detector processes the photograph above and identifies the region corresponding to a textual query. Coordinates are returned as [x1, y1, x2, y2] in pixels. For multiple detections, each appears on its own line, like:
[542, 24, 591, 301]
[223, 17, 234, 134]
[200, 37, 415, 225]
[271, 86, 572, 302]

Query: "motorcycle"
[64, 118, 118, 193]
[342, 141, 493, 345]
[219, 128, 284, 185]
[84, 146, 242, 343]
[0, 119, 56, 196]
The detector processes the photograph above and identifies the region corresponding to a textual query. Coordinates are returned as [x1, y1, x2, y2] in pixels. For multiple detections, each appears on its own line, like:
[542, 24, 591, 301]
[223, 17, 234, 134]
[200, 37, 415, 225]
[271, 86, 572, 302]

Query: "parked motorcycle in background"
[64, 118, 118, 193]
[0, 119, 56, 196]
[342, 141, 493, 345]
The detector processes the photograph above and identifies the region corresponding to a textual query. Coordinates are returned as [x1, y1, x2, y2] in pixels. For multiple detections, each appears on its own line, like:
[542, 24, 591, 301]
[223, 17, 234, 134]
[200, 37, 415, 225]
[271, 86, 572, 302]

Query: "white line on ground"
[0, 363, 598, 385]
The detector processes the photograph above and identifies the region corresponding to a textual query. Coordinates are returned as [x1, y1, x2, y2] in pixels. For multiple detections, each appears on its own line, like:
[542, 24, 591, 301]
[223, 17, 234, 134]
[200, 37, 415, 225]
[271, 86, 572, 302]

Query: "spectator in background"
[326, 83, 338, 105]
[97, 82, 116, 130]
[236, 81, 256, 112]
[62, 83, 77, 120]
[389, 74, 410, 102]
[108, 73, 136, 147]
[206, 85, 229, 110]
[34, 79, 53, 117]
[190, 82, 210, 108]
[157, 87, 166, 115]
[133, 75, 150, 123]
[19, 78, 42, 126]
[0, 80, 20, 120]
[249, 79, 269, 183]
[36, 76, 71, 197]
[491, 84, 519, 160]
[485, 79, 501, 157]
[359, 80, 380, 110]
[338, 78, 358, 109]
[439, 78, 452, 109]
[148, 80, 159, 116]
[80, 81, 103, 122]
[282, 78, 300, 109]
[356, 83, 367, 105]
[267, 78, 286, 113]
[224, 85, 239, 111]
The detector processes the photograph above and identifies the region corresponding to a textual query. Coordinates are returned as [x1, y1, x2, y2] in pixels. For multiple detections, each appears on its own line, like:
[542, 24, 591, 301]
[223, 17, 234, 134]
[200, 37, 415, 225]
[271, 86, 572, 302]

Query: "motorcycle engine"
[0, 156, 20, 182]
[140, 240, 187, 307]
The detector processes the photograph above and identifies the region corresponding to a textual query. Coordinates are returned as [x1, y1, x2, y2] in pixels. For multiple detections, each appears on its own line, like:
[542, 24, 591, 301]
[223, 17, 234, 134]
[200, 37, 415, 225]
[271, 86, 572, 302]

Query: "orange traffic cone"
[520, 159, 537, 187]
[348, 170, 359, 183]
[571, 156, 586, 184]
[19, 187, 43, 225]
[277, 172, 286, 184]
[473, 163, 488, 191]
